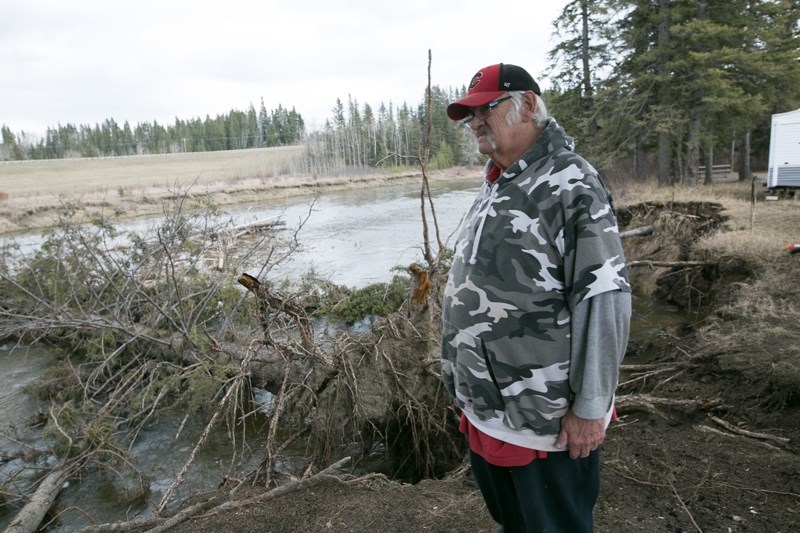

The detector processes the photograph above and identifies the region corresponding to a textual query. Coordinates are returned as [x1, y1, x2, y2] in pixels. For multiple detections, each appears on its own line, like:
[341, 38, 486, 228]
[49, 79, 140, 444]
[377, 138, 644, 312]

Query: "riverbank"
[0, 167, 477, 236]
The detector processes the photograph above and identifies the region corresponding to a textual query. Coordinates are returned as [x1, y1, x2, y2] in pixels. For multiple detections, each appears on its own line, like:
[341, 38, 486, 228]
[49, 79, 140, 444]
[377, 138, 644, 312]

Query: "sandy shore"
[0, 168, 478, 237]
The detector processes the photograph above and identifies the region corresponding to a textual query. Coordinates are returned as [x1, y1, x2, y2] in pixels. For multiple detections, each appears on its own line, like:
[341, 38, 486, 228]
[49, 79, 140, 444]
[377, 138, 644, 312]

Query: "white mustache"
[476, 128, 497, 150]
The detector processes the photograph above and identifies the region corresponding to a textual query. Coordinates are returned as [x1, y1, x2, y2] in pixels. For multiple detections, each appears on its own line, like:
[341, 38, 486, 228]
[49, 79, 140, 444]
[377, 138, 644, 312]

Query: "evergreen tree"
[548, 0, 800, 185]
[258, 98, 269, 147]
[246, 104, 259, 148]
[0, 125, 25, 160]
[547, 0, 618, 161]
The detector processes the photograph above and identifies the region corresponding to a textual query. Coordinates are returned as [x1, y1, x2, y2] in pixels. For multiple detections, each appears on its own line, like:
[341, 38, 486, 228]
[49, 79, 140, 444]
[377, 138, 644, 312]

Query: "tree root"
[694, 414, 791, 452]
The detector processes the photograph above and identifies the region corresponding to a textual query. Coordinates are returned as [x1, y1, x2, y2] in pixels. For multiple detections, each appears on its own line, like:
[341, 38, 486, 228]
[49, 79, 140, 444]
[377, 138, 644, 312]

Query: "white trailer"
[767, 108, 800, 192]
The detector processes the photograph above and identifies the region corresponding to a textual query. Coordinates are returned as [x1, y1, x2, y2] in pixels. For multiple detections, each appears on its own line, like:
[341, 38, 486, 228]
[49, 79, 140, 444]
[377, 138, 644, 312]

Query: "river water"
[0, 176, 684, 530]
[227, 177, 480, 287]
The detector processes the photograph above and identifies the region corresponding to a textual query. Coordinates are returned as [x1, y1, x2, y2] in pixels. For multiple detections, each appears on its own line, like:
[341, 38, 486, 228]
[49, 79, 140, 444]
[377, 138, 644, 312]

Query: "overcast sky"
[1, 0, 568, 137]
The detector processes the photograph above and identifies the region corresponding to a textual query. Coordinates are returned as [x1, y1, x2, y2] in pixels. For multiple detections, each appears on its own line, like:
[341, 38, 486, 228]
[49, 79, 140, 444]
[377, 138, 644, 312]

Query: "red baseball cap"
[447, 63, 541, 121]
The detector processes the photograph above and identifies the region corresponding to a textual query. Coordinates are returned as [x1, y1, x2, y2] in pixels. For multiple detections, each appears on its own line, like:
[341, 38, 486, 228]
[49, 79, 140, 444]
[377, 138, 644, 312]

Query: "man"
[440, 63, 631, 532]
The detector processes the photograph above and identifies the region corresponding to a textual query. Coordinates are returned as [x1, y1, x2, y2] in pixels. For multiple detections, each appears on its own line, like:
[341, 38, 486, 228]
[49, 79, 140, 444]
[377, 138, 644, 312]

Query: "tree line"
[2, 0, 799, 185]
[0, 87, 474, 177]
[0, 100, 304, 159]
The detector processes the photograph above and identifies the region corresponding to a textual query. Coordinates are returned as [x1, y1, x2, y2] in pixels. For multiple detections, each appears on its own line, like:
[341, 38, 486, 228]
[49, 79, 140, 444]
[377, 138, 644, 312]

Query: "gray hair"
[506, 91, 549, 128]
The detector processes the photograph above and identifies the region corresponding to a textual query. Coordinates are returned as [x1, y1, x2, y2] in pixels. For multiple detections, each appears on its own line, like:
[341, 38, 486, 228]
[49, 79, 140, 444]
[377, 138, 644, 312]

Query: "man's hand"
[555, 410, 605, 459]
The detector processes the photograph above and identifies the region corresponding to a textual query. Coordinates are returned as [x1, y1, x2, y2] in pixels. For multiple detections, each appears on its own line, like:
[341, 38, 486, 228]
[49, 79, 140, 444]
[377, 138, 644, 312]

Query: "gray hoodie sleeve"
[569, 289, 632, 419]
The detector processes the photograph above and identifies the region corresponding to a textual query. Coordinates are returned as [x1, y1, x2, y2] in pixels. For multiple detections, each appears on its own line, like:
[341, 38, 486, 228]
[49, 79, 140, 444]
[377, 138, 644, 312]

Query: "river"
[224, 177, 480, 287]
[0, 176, 684, 531]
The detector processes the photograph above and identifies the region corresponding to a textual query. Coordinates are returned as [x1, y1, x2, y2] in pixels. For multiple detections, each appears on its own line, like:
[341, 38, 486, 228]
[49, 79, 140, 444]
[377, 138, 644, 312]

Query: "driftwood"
[627, 260, 709, 268]
[4, 464, 70, 533]
[620, 225, 654, 238]
[232, 217, 285, 238]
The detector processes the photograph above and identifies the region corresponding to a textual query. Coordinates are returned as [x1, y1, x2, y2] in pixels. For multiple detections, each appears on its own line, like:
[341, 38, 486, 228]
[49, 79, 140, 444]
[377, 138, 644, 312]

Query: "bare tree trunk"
[674, 130, 685, 185]
[580, 0, 598, 135]
[635, 137, 646, 181]
[739, 129, 752, 182]
[688, 115, 700, 186]
[656, 0, 672, 187]
[658, 132, 671, 186]
[704, 142, 715, 185]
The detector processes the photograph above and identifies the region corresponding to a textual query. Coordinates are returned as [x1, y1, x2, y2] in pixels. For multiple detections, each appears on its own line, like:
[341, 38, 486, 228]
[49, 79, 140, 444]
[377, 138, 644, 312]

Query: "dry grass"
[0, 145, 306, 197]
[698, 192, 800, 268]
[617, 177, 800, 259]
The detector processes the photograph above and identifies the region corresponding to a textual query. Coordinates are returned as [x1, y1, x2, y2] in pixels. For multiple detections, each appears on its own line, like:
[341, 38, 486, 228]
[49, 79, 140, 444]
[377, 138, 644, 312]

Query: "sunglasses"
[459, 95, 513, 126]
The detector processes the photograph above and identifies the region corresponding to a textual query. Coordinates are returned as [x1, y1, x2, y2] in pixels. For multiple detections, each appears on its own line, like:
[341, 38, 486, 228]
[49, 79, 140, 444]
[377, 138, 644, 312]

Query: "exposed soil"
[130, 199, 800, 533]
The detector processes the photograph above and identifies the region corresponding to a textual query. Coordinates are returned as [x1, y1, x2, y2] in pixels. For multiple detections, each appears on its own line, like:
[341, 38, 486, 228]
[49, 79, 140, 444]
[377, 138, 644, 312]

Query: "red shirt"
[460, 409, 618, 467]
[486, 162, 503, 184]
[459, 412, 547, 467]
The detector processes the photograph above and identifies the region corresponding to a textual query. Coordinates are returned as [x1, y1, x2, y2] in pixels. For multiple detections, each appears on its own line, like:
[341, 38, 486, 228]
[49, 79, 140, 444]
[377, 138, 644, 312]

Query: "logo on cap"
[468, 72, 483, 90]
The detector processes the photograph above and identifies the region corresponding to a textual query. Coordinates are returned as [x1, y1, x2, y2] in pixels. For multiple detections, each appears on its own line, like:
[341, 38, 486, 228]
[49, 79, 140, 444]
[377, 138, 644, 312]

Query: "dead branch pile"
[0, 177, 461, 532]
[0, 192, 315, 532]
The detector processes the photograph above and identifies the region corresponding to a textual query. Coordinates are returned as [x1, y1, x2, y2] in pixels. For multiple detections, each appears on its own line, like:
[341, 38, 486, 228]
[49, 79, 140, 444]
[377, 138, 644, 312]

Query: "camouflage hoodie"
[440, 118, 631, 451]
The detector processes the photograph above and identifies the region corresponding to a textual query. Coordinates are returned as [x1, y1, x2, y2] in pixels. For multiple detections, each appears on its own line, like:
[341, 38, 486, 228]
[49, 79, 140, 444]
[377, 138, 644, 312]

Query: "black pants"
[469, 449, 600, 533]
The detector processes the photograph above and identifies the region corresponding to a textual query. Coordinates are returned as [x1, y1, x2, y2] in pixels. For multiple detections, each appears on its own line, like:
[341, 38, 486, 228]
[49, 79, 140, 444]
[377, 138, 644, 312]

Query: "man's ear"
[523, 91, 537, 122]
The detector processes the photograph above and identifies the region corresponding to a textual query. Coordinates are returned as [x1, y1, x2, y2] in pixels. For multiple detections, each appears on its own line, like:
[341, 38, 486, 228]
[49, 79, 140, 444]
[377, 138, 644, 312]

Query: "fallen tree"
[0, 191, 318, 530]
[0, 195, 417, 523]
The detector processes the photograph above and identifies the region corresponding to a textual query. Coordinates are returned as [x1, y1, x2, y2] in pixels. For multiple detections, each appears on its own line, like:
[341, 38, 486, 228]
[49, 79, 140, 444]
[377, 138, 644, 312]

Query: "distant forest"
[0, 100, 305, 159]
[2, 0, 799, 185]
[0, 87, 472, 175]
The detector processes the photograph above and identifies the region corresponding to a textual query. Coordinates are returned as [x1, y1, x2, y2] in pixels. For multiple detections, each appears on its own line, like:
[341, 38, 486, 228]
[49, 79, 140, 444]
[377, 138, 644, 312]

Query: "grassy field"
[0, 145, 306, 197]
